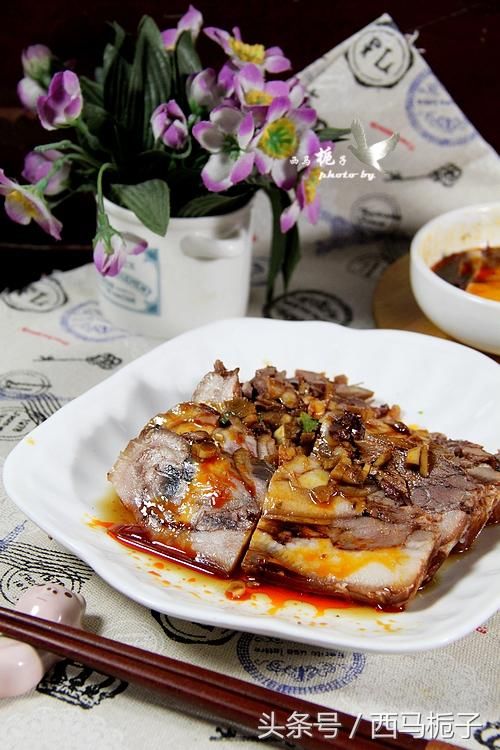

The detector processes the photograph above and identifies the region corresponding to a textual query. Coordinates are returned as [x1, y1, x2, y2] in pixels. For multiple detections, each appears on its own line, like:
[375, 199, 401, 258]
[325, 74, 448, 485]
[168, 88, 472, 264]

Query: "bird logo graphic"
[348, 119, 399, 172]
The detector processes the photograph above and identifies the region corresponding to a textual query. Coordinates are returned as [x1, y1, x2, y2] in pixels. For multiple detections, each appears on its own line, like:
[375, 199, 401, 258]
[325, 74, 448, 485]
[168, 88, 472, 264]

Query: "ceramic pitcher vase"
[98, 197, 254, 338]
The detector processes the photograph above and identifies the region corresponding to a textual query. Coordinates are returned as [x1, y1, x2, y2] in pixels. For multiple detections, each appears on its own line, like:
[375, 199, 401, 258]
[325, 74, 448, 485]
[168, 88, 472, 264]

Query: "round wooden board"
[373, 254, 499, 362]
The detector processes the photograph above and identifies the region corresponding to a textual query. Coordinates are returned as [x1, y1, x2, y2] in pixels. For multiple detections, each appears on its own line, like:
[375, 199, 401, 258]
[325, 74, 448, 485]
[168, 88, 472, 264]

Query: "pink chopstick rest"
[0, 584, 86, 698]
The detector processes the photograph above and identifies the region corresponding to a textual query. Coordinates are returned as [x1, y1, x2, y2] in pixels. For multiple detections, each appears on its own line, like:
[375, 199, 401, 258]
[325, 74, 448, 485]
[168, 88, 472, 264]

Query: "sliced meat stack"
[109, 399, 270, 575]
[109, 361, 500, 608]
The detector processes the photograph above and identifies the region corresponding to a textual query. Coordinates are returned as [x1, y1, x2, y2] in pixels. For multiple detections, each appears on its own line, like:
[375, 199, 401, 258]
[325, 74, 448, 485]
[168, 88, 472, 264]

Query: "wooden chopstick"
[0, 606, 459, 750]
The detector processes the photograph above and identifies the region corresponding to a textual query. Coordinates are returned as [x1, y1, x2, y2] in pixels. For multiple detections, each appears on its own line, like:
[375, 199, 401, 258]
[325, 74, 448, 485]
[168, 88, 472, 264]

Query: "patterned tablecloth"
[1, 15, 499, 750]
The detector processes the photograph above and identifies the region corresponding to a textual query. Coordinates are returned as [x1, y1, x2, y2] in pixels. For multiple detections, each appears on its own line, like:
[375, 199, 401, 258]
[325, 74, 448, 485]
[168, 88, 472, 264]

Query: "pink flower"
[217, 62, 237, 96]
[187, 67, 233, 110]
[204, 26, 291, 73]
[151, 100, 188, 150]
[21, 44, 52, 80]
[22, 150, 70, 196]
[17, 77, 46, 111]
[37, 71, 83, 131]
[17, 44, 54, 111]
[0, 169, 62, 239]
[285, 77, 308, 109]
[193, 106, 255, 192]
[161, 5, 203, 50]
[234, 64, 305, 122]
[93, 232, 147, 277]
[253, 97, 320, 189]
[280, 166, 322, 232]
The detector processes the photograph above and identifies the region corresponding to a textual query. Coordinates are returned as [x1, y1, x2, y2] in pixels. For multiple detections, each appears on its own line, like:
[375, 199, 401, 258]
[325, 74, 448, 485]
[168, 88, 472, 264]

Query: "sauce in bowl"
[432, 246, 500, 302]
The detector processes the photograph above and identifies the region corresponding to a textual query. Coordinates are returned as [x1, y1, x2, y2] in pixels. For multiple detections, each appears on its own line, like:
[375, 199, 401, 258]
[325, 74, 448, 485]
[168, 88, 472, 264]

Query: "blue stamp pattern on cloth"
[475, 720, 500, 748]
[237, 635, 366, 695]
[151, 612, 236, 645]
[0, 522, 27, 554]
[60, 301, 130, 342]
[406, 69, 477, 146]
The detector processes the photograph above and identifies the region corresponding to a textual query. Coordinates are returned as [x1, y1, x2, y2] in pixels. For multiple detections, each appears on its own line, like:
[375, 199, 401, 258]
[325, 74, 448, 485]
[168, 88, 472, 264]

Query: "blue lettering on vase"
[99, 248, 161, 315]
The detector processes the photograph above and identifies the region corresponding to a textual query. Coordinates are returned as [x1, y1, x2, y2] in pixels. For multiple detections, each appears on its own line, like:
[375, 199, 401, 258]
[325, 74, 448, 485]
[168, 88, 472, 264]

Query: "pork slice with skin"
[241, 515, 438, 608]
[430, 435, 500, 526]
[154, 401, 258, 457]
[349, 424, 499, 562]
[240, 453, 439, 607]
[407, 443, 500, 551]
[108, 419, 266, 576]
[193, 360, 241, 404]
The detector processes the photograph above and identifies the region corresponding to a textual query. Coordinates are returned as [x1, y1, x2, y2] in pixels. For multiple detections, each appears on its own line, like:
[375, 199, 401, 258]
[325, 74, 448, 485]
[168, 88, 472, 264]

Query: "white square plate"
[3, 319, 500, 653]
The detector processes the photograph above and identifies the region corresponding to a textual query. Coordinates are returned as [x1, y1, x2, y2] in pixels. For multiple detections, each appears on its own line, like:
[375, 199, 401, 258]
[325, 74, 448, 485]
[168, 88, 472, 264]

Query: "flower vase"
[97, 197, 254, 338]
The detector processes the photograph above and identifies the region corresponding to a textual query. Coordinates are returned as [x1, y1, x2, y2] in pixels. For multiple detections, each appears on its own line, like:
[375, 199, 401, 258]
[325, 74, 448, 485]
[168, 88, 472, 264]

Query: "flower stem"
[169, 139, 193, 161]
[34, 140, 77, 153]
[74, 118, 102, 151]
[34, 141, 102, 168]
[96, 162, 113, 214]
[34, 158, 68, 195]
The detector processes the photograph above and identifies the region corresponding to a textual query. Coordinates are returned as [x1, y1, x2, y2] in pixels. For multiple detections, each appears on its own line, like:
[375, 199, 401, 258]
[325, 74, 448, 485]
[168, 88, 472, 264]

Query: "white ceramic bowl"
[410, 202, 500, 354]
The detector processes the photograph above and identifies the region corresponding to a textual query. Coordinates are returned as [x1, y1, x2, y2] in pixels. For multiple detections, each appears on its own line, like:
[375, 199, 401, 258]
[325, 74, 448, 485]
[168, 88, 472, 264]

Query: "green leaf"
[129, 16, 172, 150]
[80, 76, 104, 106]
[283, 223, 301, 288]
[111, 179, 170, 236]
[103, 26, 131, 126]
[102, 23, 127, 79]
[83, 102, 108, 134]
[262, 185, 302, 301]
[178, 192, 252, 218]
[299, 412, 319, 433]
[264, 185, 290, 301]
[175, 30, 202, 76]
[317, 126, 351, 142]
[75, 120, 104, 155]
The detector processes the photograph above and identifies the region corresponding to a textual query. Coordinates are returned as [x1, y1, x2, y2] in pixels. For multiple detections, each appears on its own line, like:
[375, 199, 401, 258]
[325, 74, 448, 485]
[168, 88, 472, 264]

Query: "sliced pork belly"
[364, 432, 500, 553]
[241, 453, 438, 607]
[155, 401, 258, 457]
[193, 359, 241, 404]
[108, 413, 268, 576]
[315, 413, 499, 576]
[258, 453, 369, 524]
[429, 435, 500, 527]
[242, 518, 436, 608]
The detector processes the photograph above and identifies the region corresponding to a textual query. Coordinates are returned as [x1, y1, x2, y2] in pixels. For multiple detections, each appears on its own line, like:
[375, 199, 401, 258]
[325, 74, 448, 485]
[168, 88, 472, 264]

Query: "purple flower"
[161, 5, 203, 50]
[218, 62, 237, 96]
[187, 67, 233, 111]
[21, 44, 52, 80]
[151, 100, 188, 150]
[280, 166, 322, 232]
[204, 26, 291, 73]
[253, 97, 320, 189]
[193, 106, 255, 192]
[286, 77, 308, 109]
[0, 169, 62, 239]
[17, 77, 46, 111]
[22, 150, 70, 196]
[234, 64, 303, 123]
[93, 232, 147, 277]
[37, 71, 83, 131]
